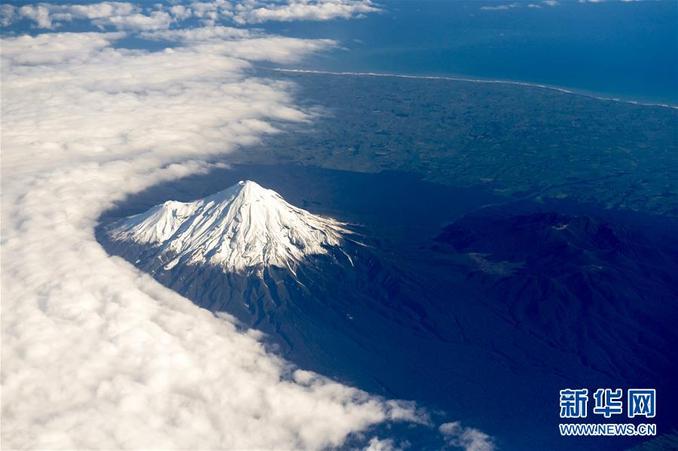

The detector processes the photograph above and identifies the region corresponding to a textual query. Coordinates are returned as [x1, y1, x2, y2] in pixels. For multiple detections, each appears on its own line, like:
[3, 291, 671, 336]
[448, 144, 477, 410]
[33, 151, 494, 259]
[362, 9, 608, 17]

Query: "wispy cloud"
[480, 0, 559, 11]
[365, 437, 397, 450]
[439, 421, 495, 451]
[234, 0, 380, 24]
[480, 3, 519, 11]
[578, 0, 661, 3]
[6, 2, 171, 30]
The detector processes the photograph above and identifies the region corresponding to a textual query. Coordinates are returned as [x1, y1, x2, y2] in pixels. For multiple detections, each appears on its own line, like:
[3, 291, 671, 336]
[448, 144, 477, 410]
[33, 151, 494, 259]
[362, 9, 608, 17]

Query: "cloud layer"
[0, 18, 425, 450]
[234, 0, 379, 24]
[439, 422, 495, 451]
[0, 0, 379, 29]
[479, 0, 658, 11]
[480, 1, 558, 11]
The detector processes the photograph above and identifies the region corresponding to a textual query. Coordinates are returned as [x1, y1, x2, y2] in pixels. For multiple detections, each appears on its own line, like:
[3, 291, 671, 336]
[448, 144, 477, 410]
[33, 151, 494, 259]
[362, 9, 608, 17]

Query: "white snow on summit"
[109, 181, 347, 272]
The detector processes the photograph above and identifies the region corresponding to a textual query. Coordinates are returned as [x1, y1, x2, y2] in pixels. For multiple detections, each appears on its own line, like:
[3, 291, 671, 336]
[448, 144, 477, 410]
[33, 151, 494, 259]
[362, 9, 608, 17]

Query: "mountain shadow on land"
[99, 174, 678, 451]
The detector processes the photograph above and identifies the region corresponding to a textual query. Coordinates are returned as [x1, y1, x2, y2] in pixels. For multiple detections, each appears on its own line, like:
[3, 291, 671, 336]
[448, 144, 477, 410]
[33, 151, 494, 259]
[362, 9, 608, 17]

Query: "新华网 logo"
[558, 388, 657, 437]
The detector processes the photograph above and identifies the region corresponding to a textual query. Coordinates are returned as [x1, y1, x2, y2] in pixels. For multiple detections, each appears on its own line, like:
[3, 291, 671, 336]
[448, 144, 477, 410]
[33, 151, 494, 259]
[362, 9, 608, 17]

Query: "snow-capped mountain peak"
[107, 180, 347, 272]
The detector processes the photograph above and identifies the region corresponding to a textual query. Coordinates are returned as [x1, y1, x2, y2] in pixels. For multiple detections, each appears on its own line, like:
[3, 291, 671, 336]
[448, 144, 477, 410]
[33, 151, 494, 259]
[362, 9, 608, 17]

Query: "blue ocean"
[259, 0, 678, 105]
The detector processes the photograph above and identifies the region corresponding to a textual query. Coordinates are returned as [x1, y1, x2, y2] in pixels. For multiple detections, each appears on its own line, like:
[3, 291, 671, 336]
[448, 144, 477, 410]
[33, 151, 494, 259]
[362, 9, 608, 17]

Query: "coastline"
[270, 68, 678, 111]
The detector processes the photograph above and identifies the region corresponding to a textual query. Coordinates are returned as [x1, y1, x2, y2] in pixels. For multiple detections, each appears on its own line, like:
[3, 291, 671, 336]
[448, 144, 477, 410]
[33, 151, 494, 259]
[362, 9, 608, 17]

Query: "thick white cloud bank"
[0, 23, 427, 449]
